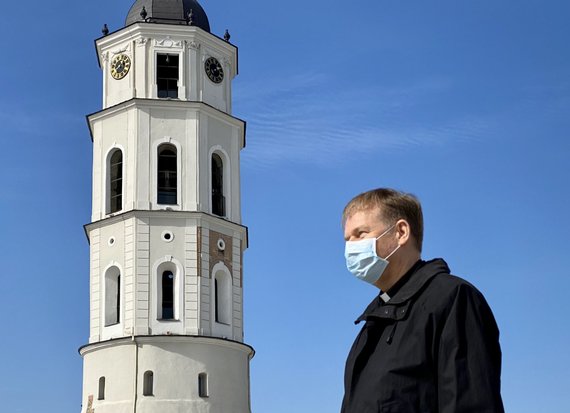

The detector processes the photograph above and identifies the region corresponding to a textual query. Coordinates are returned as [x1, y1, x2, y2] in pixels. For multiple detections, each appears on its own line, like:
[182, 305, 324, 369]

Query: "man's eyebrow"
[344, 225, 370, 240]
[352, 225, 370, 233]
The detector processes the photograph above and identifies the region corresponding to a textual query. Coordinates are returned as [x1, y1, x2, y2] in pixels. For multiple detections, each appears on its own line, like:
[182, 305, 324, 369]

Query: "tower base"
[79, 335, 254, 413]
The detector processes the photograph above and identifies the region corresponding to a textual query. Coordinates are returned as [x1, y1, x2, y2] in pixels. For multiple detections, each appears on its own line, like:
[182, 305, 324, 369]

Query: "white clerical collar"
[380, 292, 391, 303]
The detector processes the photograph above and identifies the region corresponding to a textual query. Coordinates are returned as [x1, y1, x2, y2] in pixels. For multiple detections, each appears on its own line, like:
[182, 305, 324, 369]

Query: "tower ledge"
[79, 334, 255, 358]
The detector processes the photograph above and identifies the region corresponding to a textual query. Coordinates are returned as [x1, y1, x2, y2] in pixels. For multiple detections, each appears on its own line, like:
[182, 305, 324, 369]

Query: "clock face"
[110, 54, 131, 80]
[205, 57, 224, 84]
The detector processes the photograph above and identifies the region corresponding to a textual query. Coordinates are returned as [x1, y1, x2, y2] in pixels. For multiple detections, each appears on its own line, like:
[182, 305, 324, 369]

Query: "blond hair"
[342, 188, 424, 252]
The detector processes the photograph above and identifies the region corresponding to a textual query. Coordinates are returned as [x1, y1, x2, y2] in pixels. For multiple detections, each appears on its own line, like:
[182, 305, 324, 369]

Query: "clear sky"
[0, 0, 569, 412]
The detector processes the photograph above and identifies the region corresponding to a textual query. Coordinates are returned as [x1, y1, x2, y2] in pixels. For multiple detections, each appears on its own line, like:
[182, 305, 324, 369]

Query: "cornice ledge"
[87, 98, 245, 127]
[85, 210, 248, 235]
[79, 334, 255, 358]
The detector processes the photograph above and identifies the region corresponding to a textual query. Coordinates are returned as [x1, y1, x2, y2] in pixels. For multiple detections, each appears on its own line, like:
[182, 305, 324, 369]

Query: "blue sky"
[1, 0, 569, 412]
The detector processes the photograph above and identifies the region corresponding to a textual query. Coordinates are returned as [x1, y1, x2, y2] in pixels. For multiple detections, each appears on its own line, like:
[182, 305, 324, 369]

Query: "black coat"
[341, 259, 504, 413]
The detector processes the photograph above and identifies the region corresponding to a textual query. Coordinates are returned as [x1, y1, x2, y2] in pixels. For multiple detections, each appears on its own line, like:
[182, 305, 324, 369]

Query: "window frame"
[151, 258, 184, 333]
[157, 143, 178, 205]
[160, 270, 175, 320]
[156, 53, 180, 99]
[102, 264, 123, 333]
[209, 147, 231, 218]
[106, 147, 124, 215]
[198, 373, 209, 398]
[143, 370, 154, 396]
[211, 153, 225, 217]
[153, 139, 182, 210]
[98, 376, 106, 400]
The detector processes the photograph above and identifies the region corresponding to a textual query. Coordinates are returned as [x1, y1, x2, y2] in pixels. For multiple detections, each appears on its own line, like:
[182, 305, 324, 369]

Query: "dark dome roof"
[125, 0, 211, 32]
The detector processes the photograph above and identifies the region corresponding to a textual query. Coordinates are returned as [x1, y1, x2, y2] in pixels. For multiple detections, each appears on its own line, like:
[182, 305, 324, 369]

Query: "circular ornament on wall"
[110, 54, 131, 80]
[162, 230, 174, 242]
[108, 237, 116, 246]
[204, 57, 224, 84]
[217, 238, 226, 251]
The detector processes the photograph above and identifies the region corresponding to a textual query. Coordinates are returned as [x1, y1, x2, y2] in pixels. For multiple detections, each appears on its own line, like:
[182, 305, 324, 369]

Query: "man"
[341, 188, 504, 413]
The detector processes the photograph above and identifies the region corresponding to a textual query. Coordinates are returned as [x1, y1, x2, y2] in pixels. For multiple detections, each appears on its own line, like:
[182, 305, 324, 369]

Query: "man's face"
[344, 208, 396, 259]
[344, 207, 403, 289]
[345, 208, 385, 240]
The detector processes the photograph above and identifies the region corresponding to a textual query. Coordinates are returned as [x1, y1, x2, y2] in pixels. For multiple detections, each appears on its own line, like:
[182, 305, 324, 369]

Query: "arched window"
[214, 270, 231, 325]
[161, 270, 174, 320]
[157, 144, 177, 205]
[109, 149, 123, 213]
[98, 376, 106, 400]
[198, 373, 209, 397]
[105, 267, 121, 326]
[143, 371, 154, 396]
[211, 153, 225, 216]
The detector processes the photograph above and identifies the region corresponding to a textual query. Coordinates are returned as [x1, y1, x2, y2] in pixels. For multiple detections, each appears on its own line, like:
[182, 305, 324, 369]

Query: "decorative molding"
[155, 36, 183, 49]
[209, 230, 233, 274]
[136, 37, 149, 45]
[86, 395, 95, 413]
[111, 44, 130, 55]
[223, 58, 231, 67]
[79, 334, 254, 356]
[187, 40, 201, 50]
[101, 51, 109, 62]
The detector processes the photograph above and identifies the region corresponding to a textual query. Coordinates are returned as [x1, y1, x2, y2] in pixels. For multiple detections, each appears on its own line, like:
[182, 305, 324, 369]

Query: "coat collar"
[355, 258, 450, 323]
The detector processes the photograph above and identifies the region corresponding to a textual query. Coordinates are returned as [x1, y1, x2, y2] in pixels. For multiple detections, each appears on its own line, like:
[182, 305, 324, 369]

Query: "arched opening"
[98, 376, 106, 400]
[211, 153, 225, 216]
[198, 373, 209, 398]
[157, 144, 177, 205]
[109, 149, 123, 213]
[105, 267, 121, 326]
[214, 270, 231, 325]
[143, 371, 154, 396]
[153, 260, 183, 328]
[161, 270, 174, 320]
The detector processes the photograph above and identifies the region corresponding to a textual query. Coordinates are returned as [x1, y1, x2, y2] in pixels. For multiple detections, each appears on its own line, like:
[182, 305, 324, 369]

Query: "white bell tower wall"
[88, 101, 244, 222]
[86, 212, 247, 342]
[80, 11, 253, 413]
[97, 25, 236, 113]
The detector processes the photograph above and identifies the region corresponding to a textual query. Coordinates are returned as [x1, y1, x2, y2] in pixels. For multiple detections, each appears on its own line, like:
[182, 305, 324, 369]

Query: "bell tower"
[79, 1, 253, 412]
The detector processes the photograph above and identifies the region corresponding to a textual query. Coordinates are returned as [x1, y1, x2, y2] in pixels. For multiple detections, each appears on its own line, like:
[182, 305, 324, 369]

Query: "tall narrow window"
[109, 150, 123, 213]
[215, 278, 220, 323]
[214, 271, 231, 325]
[98, 377, 106, 400]
[143, 371, 154, 396]
[161, 270, 174, 320]
[157, 54, 179, 98]
[157, 144, 177, 205]
[105, 267, 121, 326]
[198, 373, 209, 398]
[212, 153, 225, 216]
[116, 274, 121, 323]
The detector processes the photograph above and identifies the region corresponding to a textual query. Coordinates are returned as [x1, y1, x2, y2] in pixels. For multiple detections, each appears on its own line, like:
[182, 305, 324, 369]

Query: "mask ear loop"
[377, 223, 400, 260]
[385, 244, 401, 260]
[375, 224, 396, 240]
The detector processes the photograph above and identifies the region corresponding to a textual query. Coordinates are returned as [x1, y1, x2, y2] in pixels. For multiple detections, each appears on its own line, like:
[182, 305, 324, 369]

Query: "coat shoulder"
[420, 272, 490, 315]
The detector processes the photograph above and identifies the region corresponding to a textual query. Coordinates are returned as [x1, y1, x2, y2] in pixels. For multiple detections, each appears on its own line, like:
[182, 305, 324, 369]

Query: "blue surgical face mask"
[345, 224, 400, 285]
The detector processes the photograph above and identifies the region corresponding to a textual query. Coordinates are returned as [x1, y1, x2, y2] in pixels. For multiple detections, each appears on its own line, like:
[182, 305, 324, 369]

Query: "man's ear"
[396, 219, 411, 246]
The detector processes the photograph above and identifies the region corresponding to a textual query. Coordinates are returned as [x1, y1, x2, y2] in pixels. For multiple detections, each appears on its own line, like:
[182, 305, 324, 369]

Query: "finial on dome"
[224, 29, 231, 42]
[102, 24, 109, 36]
[125, 0, 211, 32]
